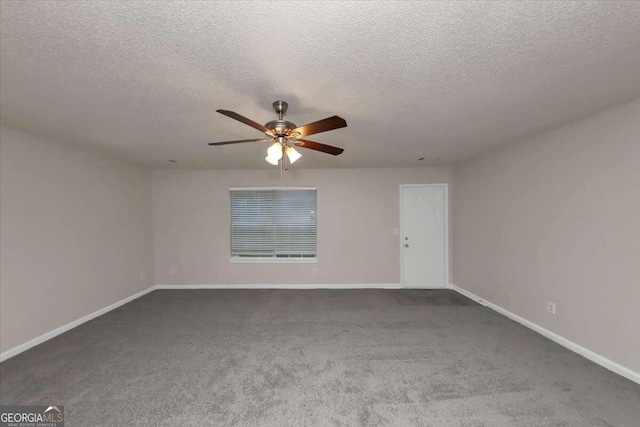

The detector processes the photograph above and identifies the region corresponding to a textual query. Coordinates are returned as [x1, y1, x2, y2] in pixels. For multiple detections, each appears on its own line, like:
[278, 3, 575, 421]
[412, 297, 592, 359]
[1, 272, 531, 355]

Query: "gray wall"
[452, 99, 640, 373]
[152, 167, 452, 285]
[0, 126, 155, 353]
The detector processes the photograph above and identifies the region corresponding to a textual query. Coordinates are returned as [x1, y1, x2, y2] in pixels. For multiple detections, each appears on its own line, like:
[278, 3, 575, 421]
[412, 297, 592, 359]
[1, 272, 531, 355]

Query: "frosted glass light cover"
[267, 142, 283, 160]
[265, 155, 279, 165]
[286, 146, 302, 163]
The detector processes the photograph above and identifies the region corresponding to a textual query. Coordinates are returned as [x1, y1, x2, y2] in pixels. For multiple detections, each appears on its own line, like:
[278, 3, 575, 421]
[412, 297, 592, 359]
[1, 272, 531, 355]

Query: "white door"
[401, 184, 448, 288]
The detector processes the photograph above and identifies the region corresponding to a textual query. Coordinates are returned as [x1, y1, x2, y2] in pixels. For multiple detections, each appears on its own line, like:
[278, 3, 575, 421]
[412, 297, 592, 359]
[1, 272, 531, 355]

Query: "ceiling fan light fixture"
[286, 146, 302, 164]
[265, 155, 279, 166]
[265, 142, 284, 165]
[267, 142, 283, 161]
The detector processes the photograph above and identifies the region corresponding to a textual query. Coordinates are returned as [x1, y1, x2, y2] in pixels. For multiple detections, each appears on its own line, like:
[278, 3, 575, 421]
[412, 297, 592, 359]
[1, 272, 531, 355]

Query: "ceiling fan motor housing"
[265, 119, 297, 137]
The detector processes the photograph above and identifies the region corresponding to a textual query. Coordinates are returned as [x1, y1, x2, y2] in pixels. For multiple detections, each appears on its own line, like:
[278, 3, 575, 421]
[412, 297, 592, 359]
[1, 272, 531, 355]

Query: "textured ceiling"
[1, 1, 640, 169]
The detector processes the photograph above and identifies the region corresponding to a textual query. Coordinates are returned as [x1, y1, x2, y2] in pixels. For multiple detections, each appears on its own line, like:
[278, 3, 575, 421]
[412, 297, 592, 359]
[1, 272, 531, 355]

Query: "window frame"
[228, 186, 318, 264]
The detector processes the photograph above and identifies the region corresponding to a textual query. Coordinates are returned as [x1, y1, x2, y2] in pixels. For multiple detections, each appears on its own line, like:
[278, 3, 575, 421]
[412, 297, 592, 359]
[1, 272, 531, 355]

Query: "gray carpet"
[1, 290, 638, 426]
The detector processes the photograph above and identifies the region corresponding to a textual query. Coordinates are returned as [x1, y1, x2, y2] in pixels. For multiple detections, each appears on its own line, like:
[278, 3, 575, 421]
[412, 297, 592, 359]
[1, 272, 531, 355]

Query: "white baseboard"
[0, 286, 155, 362]
[154, 283, 403, 290]
[448, 284, 640, 385]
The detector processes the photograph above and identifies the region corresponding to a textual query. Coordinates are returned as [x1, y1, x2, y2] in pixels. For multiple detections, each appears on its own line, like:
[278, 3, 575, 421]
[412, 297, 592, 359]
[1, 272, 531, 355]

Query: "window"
[230, 187, 317, 261]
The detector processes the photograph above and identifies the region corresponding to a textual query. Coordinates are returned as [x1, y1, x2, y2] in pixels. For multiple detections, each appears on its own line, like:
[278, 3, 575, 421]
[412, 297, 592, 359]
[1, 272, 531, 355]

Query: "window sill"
[229, 257, 318, 264]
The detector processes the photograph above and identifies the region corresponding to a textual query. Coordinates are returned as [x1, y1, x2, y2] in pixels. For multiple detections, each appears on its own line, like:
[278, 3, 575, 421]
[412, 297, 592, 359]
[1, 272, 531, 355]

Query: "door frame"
[399, 183, 449, 289]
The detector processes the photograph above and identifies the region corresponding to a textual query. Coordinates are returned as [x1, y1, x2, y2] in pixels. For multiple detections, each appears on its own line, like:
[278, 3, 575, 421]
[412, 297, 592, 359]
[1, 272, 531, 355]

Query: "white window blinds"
[230, 188, 317, 258]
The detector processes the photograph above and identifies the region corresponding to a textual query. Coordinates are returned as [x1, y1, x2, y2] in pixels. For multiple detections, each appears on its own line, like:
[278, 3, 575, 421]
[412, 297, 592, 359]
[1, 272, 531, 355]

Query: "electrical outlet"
[547, 301, 556, 315]
[312, 266, 318, 275]
[169, 267, 176, 275]
[140, 272, 146, 280]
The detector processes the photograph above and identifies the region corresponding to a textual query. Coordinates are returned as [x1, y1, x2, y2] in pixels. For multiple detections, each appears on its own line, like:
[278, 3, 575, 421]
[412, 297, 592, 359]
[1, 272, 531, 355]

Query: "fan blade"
[208, 139, 268, 146]
[294, 139, 344, 155]
[291, 116, 347, 138]
[217, 110, 273, 135]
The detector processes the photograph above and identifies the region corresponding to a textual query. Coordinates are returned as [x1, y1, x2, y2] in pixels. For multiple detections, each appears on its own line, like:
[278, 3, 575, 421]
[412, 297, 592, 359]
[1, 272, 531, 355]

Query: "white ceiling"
[1, 1, 639, 169]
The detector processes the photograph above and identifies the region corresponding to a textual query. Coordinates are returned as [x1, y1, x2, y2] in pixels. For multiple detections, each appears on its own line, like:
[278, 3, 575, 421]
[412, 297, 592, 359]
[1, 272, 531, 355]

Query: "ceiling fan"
[208, 101, 347, 168]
